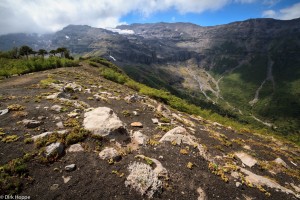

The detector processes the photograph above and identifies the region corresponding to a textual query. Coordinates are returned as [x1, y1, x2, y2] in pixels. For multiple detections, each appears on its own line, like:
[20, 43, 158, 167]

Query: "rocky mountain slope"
[0, 18, 299, 140]
[0, 61, 299, 199]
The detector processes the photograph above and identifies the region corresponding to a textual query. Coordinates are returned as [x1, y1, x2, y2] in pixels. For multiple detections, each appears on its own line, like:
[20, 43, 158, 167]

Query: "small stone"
[38, 116, 46, 120]
[62, 176, 71, 184]
[67, 144, 84, 152]
[50, 184, 59, 191]
[65, 164, 76, 172]
[99, 147, 119, 160]
[54, 168, 60, 172]
[54, 116, 61, 120]
[68, 112, 79, 118]
[56, 121, 64, 129]
[130, 122, 143, 128]
[22, 119, 43, 128]
[151, 118, 159, 124]
[236, 182, 242, 188]
[0, 109, 9, 116]
[132, 131, 148, 145]
[274, 158, 289, 168]
[51, 105, 62, 112]
[45, 142, 64, 157]
[132, 111, 139, 116]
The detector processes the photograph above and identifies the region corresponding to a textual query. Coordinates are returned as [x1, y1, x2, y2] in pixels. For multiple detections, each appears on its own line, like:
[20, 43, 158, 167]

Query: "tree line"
[0, 46, 73, 60]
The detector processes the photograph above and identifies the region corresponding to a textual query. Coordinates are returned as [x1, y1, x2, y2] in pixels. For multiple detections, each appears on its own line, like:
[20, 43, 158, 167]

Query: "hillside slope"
[0, 61, 299, 199]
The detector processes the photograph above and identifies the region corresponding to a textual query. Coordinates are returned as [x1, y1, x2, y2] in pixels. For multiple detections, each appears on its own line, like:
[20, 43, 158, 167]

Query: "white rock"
[151, 118, 159, 124]
[56, 121, 64, 129]
[274, 157, 289, 168]
[45, 142, 64, 157]
[51, 105, 62, 112]
[67, 144, 84, 152]
[197, 187, 207, 200]
[133, 111, 139, 116]
[132, 131, 148, 145]
[64, 82, 82, 92]
[99, 147, 119, 160]
[240, 168, 298, 198]
[125, 162, 162, 198]
[159, 127, 189, 145]
[236, 182, 242, 188]
[46, 92, 60, 99]
[22, 119, 43, 128]
[65, 164, 76, 171]
[235, 152, 257, 168]
[32, 130, 68, 141]
[83, 107, 126, 137]
[0, 109, 9, 116]
[62, 176, 71, 184]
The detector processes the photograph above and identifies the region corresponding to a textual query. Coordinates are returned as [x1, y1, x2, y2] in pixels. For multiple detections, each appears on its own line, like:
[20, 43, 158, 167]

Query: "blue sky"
[121, 0, 300, 26]
[0, 0, 299, 35]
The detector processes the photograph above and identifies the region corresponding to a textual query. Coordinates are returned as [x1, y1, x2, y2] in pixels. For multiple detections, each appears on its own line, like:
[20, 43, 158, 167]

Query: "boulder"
[67, 144, 84, 152]
[99, 147, 119, 160]
[83, 107, 126, 137]
[125, 162, 162, 198]
[45, 142, 64, 157]
[22, 119, 43, 128]
[159, 127, 191, 145]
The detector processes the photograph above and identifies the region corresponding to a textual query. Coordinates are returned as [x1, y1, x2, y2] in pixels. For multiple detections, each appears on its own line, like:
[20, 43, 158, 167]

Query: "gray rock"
[32, 130, 68, 141]
[67, 144, 84, 152]
[151, 118, 159, 124]
[197, 187, 207, 200]
[50, 184, 59, 191]
[274, 157, 289, 168]
[63, 82, 82, 92]
[56, 121, 64, 129]
[45, 142, 64, 157]
[235, 152, 257, 168]
[62, 176, 71, 184]
[83, 107, 126, 137]
[99, 147, 119, 160]
[0, 109, 9, 116]
[125, 162, 162, 198]
[51, 105, 62, 112]
[124, 94, 143, 103]
[132, 131, 148, 145]
[65, 164, 76, 171]
[236, 182, 242, 188]
[22, 119, 43, 128]
[159, 127, 189, 145]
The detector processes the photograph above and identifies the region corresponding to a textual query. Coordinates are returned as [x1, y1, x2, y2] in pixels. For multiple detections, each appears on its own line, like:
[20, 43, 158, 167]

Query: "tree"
[19, 45, 33, 59]
[49, 50, 56, 56]
[38, 49, 48, 58]
[56, 47, 67, 58]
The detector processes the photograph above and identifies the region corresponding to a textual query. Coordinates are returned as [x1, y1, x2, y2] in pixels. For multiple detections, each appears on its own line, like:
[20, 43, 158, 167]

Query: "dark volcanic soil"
[0, 63, 299, 200]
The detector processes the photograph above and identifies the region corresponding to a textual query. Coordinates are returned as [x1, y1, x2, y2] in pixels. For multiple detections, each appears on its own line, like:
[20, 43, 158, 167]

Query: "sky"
[0, 0, 299, 35]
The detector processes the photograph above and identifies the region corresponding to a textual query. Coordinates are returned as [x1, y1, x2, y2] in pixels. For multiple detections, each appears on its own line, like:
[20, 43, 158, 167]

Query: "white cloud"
[0, 0, 257, 35]
[262, 2, 300, 20]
